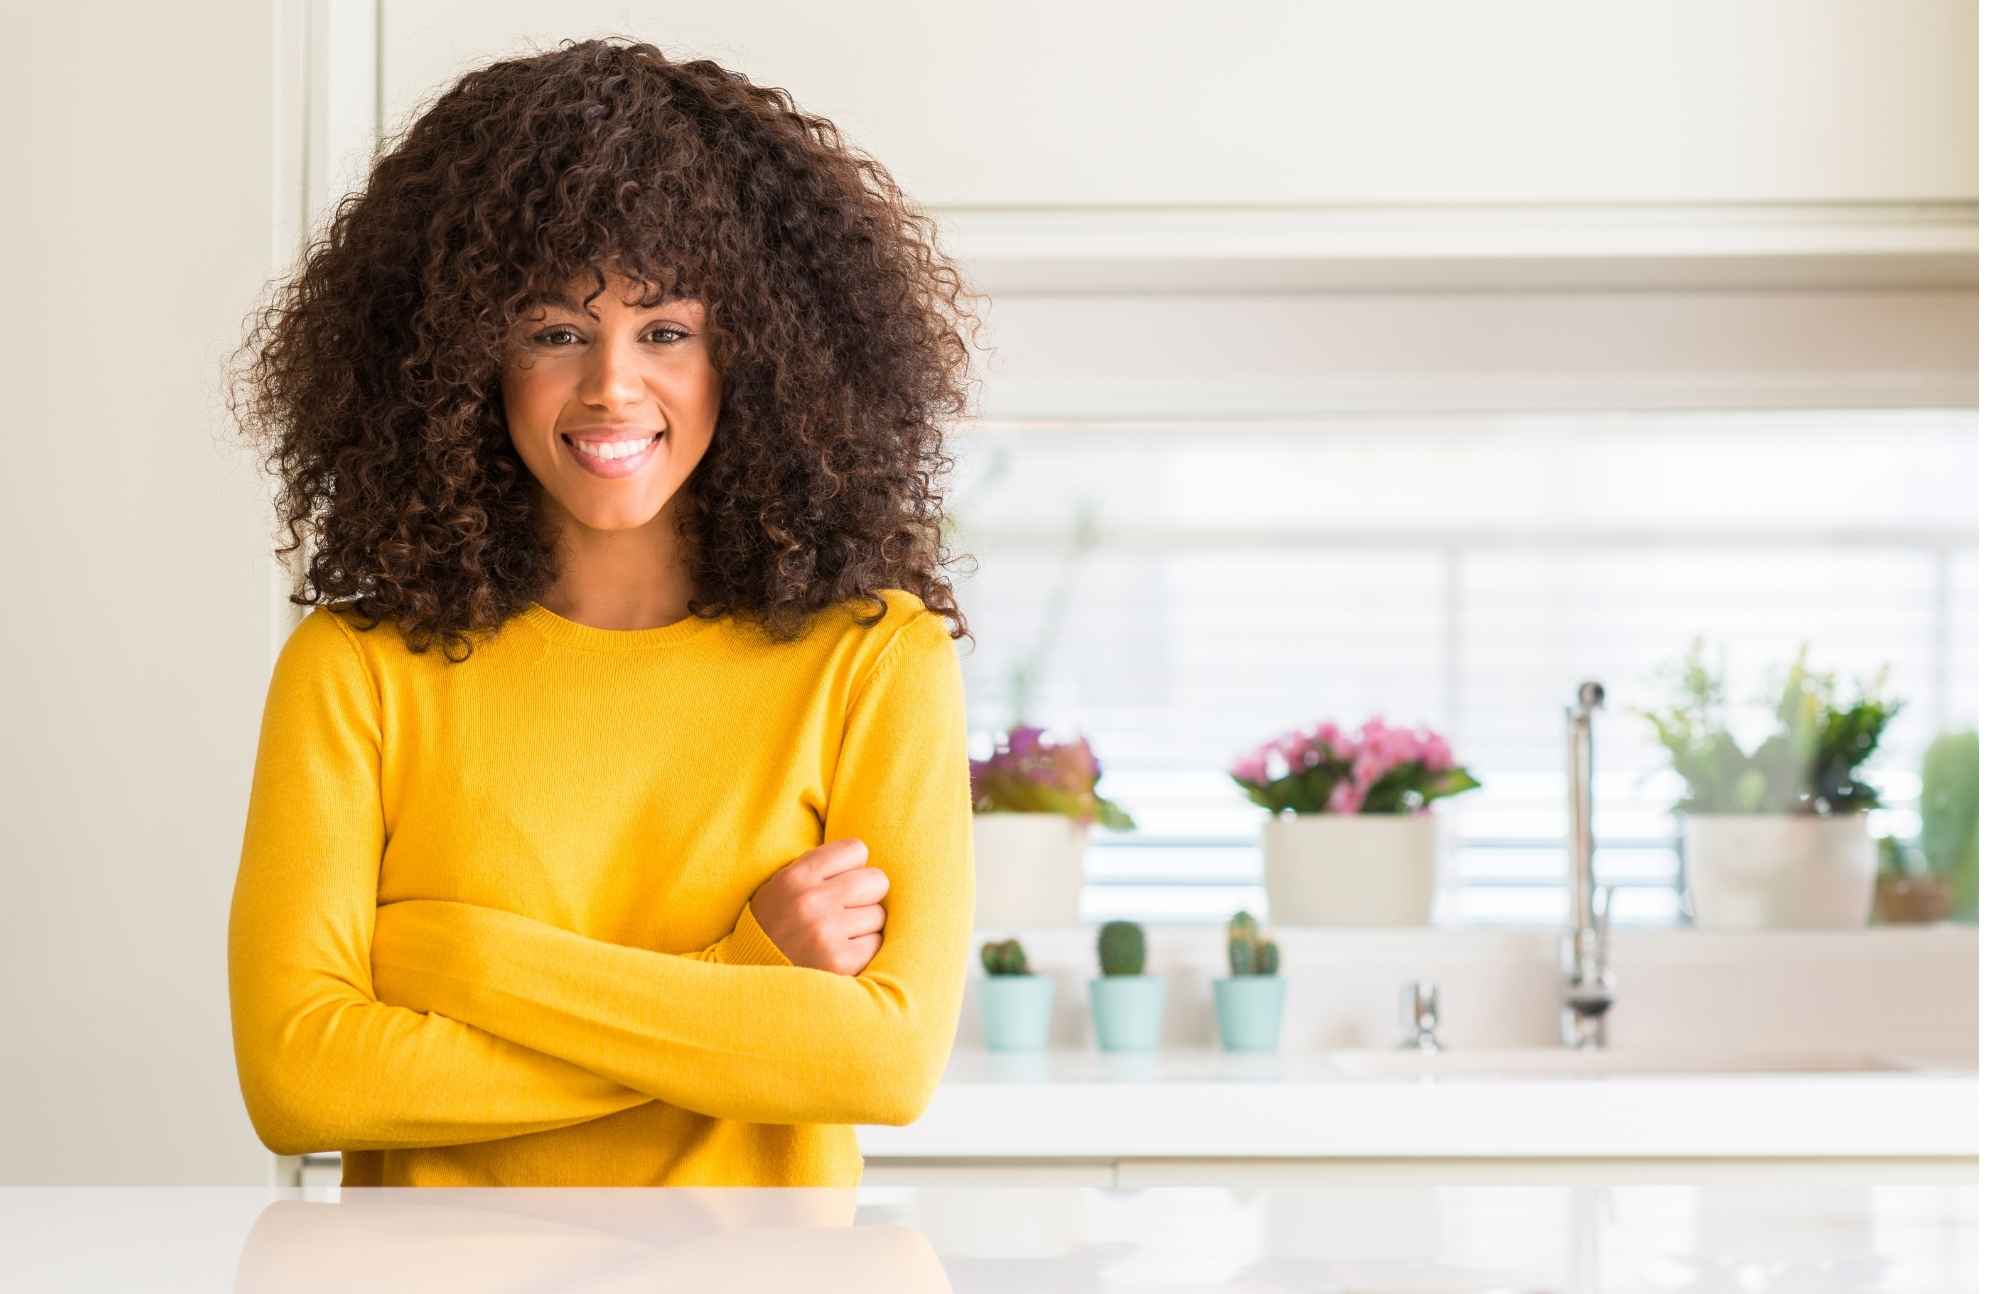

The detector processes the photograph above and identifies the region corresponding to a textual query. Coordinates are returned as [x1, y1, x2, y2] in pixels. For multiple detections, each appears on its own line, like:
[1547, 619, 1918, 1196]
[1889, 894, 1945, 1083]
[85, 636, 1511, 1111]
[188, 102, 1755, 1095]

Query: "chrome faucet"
[1398, 980, 1443, 1052]
[1562, 681, 1615, 1048]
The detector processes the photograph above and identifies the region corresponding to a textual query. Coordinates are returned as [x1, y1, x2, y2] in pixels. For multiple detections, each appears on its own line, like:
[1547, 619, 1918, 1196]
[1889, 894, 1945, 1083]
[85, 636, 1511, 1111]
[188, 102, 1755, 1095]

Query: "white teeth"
[572, 436, 653, 461]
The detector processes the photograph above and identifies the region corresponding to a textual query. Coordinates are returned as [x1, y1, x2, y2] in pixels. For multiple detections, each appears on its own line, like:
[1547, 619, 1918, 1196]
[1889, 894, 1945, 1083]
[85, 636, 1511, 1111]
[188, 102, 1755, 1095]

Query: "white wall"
[0, 0, 292, 1183]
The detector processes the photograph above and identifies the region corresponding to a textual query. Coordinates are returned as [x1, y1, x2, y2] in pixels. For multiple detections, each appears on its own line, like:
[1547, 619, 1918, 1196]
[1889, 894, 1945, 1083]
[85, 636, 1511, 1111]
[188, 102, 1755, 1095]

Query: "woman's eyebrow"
[523, 289, 698, 319]
[523, 291, 594, 318]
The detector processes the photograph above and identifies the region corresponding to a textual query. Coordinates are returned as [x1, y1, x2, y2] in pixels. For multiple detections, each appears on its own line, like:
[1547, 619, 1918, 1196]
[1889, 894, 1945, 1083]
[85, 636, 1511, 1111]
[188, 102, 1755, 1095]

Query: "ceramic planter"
[1874, 873, 1956, 924]
[971, 812, 1090, 928]
[1088, 975, 1163, 1051]
[976, 974, 1054, 1051]
[1212, 975, 1287, 1051]
[1682, 813, 1879, 928]
[1261, 810, 1438, 926]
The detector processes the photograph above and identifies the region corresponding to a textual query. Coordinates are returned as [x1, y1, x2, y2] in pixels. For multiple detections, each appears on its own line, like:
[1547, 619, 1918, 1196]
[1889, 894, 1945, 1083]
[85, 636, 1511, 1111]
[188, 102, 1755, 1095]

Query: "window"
[946, 409, 1977, 926]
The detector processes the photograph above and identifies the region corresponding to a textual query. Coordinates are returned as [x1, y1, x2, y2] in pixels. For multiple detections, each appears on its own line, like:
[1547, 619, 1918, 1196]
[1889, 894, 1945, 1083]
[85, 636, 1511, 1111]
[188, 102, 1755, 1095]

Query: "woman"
[224, 38, 983, 1187]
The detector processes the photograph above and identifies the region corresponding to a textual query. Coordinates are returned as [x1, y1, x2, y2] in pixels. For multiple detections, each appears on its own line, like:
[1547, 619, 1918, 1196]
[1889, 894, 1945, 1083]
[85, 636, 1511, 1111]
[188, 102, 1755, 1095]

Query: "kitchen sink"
[1321, 1047, 1954, 1079]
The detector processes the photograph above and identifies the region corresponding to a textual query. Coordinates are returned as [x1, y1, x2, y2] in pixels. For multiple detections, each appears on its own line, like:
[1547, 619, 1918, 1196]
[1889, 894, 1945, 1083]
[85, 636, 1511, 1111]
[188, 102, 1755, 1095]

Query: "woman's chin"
[557, 493, 675, 533]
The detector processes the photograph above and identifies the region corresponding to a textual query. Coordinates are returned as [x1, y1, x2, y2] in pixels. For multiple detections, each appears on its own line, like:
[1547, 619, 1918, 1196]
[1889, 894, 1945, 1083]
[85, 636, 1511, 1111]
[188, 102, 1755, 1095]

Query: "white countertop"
[2, 1184, 1975, 1291]
[857, 1047, 1979, 1159]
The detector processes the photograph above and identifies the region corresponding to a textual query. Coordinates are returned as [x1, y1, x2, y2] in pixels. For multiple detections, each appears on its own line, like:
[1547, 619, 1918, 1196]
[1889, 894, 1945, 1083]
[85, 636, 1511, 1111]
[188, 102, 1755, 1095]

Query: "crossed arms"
[226, 608, 973, 1156]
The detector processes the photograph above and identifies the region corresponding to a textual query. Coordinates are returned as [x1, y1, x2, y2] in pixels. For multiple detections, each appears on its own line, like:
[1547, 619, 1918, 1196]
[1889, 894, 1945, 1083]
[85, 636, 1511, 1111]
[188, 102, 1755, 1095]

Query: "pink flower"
[1236, 713, 1471, 818]
[1374, 728, 1417, 768]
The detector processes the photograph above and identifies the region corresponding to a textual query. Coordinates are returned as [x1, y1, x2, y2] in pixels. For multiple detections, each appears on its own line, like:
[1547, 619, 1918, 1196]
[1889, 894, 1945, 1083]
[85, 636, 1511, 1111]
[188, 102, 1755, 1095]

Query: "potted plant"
[1920, 729, 1978, 922]
[1635, 638, 1904, 929]
[1872, 836, 1956, 925]
[1087, 920, 1162, 1051]
[1229, 715, 1480, 925]
[975, 937, 1054, 1051]
[969, 724, 1136, 928]
[1212, 911, 1285, 1051]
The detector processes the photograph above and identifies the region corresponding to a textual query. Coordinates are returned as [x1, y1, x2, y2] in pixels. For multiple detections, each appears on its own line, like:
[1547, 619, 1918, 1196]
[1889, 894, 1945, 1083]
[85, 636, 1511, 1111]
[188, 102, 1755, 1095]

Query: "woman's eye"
[530, 326, 688, 346]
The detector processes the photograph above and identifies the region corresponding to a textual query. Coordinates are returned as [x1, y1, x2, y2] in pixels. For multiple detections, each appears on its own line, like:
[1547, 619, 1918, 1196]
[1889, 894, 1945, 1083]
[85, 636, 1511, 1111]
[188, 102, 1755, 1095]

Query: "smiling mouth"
[560, 431, 665, 476]
[561, 431, 664, 451]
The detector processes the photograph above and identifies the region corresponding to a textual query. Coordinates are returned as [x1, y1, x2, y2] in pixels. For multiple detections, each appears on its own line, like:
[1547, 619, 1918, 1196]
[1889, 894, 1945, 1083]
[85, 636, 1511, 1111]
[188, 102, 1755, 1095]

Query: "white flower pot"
[971, 812, 1090, 928]
[1261, 811, 1438, 926]
[1683, 813, 1879, 929]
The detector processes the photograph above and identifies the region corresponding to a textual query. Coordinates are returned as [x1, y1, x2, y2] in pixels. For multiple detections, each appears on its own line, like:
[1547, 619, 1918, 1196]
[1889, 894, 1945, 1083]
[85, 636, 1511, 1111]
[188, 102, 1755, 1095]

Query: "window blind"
[945, 410, 1978, 926]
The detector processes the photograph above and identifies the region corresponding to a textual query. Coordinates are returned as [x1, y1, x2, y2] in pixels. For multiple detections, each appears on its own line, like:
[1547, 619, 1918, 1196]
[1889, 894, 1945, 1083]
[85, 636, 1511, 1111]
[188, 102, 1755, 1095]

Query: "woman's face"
[501, 268, 720, 537]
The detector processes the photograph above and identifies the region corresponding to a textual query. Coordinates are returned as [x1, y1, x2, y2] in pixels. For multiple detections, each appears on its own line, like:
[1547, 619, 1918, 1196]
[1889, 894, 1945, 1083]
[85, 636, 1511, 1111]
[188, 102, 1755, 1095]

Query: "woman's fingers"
[811, 837, 870, 880]
[838, 902, 886, 938]
[830, 864, 890, 907]
[842, 932, 884, 971]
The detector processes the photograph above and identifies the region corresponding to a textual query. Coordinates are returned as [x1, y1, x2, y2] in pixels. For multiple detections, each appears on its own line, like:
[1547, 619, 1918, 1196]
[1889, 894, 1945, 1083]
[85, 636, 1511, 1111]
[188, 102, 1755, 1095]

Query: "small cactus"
[1225, 909, 1281, 977]
[1097, 920, 1146, 976]
[980, 937, 1031, 976]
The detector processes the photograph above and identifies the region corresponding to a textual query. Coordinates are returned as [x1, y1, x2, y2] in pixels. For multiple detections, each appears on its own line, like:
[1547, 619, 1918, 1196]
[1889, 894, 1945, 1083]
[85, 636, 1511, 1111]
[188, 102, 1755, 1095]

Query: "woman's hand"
[747, 837, 888, 975]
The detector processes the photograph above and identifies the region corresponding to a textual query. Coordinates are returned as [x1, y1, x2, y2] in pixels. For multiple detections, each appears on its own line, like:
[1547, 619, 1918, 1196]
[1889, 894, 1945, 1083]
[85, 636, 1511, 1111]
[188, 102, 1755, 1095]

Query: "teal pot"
[1212, 976, 1288, 1052]
[977, 975, 1054, 1051]
[1088, 975, 1164, 1051]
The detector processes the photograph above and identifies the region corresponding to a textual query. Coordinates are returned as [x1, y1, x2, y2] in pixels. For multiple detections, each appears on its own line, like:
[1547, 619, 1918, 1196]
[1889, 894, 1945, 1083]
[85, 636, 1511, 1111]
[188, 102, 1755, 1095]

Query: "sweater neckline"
[519, 600, 720, 653]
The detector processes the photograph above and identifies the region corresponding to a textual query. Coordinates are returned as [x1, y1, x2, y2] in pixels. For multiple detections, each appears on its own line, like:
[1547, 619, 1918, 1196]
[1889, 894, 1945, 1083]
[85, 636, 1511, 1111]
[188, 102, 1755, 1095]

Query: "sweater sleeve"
[367, 608, 976, 1128]
[225, 609, 790, 1158]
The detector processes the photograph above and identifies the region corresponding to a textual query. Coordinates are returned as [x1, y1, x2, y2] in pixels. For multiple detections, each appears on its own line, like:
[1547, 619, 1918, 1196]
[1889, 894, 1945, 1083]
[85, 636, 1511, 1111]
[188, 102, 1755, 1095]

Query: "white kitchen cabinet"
[297, 1154, 340, 1190]
[379, 1, 1972, 209]
[861, 1156, 1974, 1189]
[295, 1152, 1118, 1189]
[296, 1151, 1974, 1190]
[1109, 1157, 1977, 1188]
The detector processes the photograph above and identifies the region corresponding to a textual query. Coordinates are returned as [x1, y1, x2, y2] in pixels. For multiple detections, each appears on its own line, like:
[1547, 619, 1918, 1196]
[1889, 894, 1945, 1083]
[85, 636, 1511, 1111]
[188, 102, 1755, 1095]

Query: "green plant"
[1633, 638, 1904, 815]
[1225, 910, 1280, 976]
[1920, 729, 1978, 920]
[1097, 920, 1146, 976]
[1877, 835, 1921, 879]
[980, 937, 1032, 976]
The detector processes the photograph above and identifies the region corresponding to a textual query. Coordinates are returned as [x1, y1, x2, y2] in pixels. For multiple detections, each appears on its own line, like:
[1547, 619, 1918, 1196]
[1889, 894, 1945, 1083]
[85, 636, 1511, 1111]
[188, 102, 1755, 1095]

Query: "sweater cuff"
[713, 902, 794, 967]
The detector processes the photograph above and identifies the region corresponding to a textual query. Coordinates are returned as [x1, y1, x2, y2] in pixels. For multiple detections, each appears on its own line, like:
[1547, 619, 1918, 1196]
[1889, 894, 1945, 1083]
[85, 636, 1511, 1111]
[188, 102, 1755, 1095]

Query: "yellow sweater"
[227, 588, 974, 1186]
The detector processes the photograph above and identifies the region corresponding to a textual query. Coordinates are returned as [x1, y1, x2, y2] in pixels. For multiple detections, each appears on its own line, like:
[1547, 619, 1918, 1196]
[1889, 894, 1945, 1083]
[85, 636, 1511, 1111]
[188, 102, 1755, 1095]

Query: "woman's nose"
[578, 336, 647, 405]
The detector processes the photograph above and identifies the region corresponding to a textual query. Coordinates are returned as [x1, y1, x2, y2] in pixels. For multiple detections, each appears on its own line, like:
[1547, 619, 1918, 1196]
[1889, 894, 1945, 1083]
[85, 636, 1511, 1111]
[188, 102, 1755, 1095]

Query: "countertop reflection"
[0, 1182, 1975, 1292]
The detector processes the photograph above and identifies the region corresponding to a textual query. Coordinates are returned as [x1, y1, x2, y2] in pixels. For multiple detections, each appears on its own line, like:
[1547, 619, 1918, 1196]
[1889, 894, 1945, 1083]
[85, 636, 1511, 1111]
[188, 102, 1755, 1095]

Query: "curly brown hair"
[226, 37, 984, 661]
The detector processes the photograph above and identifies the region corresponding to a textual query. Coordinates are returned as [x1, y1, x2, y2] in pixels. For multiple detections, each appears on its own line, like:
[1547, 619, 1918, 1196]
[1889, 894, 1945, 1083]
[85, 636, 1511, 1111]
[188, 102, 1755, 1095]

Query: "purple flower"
[971, 725, 1120, 823]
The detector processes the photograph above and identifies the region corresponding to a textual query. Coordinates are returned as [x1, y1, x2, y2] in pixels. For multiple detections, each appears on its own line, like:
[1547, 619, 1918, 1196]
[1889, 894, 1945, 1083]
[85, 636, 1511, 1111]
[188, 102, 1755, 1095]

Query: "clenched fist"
[748, 837, 888, 975]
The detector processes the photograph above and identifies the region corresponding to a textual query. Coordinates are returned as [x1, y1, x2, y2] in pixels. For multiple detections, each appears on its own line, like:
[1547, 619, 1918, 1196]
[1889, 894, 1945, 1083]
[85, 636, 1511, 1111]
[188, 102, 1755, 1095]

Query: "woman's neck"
[538, 502, 697, 631]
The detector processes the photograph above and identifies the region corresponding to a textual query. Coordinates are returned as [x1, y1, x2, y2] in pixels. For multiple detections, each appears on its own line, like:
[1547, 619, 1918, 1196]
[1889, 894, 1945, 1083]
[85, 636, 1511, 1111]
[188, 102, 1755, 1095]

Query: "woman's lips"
[562, 432, 663, 479]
